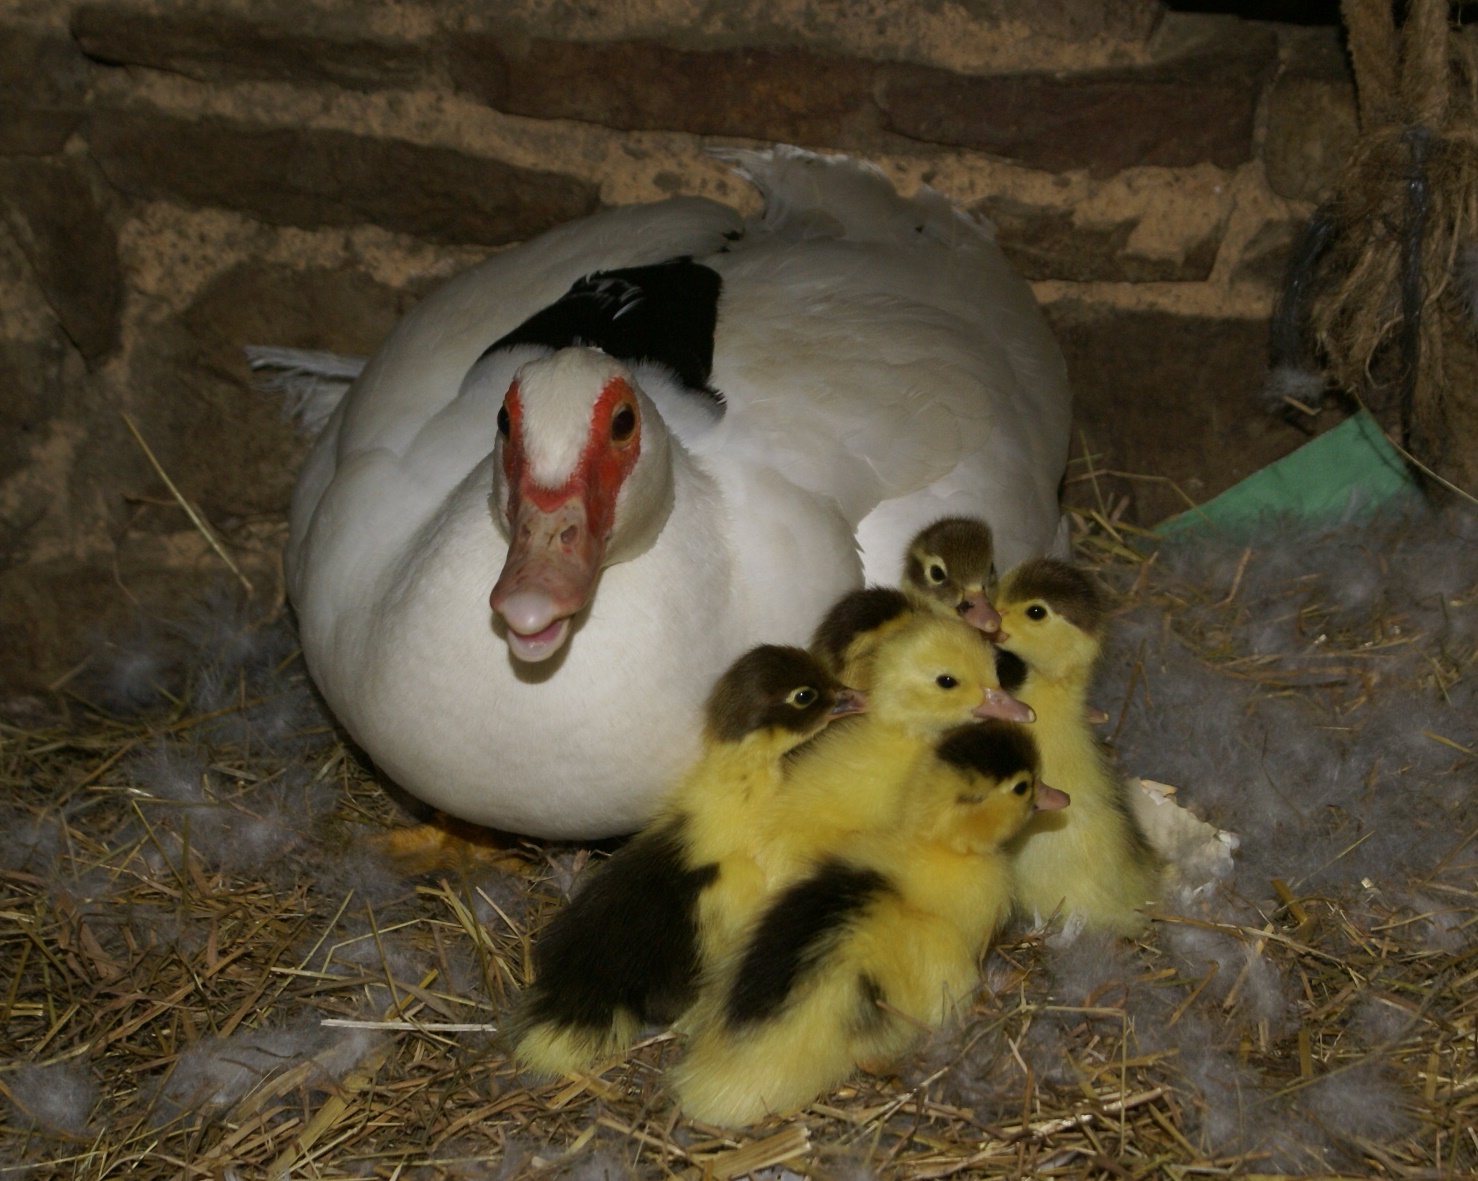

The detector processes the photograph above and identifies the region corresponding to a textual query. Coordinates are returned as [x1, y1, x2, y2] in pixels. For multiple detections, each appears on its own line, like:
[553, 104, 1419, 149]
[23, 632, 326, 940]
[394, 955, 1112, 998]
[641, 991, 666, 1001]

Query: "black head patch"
[1005, 559, 1108, 637]
[483, 259, 723, 399]
[935, 720, 1040, 785]
[810, 586, 910, 671]
[706, 645, 844, 743]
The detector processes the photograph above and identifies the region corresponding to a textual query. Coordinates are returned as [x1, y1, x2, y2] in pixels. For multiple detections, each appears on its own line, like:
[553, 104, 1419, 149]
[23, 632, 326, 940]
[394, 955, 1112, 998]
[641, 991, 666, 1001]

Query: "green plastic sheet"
[1155, 411, 1418, 538]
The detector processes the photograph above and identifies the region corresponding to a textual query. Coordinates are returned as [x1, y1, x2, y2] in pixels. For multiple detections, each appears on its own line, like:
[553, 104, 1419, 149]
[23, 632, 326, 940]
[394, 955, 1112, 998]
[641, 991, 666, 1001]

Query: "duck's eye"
[927, 563, 947, 584]
[1026, 604, 1048, 621]
[786, 686, 818, 708]
[497, 406, 511, 438]
[611, 404, 637, 442]
[1013, 779, 1030, 796]
[935, 674, 958, 689]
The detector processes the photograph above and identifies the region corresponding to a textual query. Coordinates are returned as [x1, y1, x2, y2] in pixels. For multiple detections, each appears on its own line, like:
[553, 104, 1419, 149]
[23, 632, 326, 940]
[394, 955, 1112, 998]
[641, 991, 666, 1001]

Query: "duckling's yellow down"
[762, 614, 1026, 885]
[996, 560, 1160, 936]
[673, 726, 815, 962]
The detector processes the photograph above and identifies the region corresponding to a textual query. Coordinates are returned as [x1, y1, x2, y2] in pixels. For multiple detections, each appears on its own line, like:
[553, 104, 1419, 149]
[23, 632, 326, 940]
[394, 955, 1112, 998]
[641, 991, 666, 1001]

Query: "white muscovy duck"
[286, 147, 1072, 838]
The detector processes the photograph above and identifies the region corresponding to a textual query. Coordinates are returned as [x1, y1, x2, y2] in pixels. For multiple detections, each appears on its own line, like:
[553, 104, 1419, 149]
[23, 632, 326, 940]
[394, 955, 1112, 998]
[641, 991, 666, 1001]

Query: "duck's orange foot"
[373, 813, 531, 876]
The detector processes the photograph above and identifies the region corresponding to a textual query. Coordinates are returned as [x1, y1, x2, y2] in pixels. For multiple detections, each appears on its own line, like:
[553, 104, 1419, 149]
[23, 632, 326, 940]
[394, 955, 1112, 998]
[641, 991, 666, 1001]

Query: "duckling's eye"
[786, 686, 818, 708]
[1026, 604, 1048, 621]
[927, 562, 947, 584]
[1012, 779, 1031, 796]
[935, 674, 958, 689]
[497, 406, 511, 438]
[611, 404, 637, 442]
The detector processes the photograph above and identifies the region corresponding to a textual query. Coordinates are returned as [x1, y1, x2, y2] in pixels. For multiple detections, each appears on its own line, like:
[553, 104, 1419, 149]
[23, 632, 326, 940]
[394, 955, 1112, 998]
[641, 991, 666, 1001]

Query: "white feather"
[246, 345, 366, 435]
[8, 1061, 97, 1135]
[157, 1019, 381, 1119]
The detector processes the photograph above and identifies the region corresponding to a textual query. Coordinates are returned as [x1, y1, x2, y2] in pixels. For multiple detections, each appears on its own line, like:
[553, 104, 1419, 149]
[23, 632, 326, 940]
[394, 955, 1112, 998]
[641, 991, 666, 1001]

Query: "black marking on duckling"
[707, 645, 852, 743]
[994, 648, 1028, 694]
[485, 258, 723, 399]
[935, 719, 1040, 788]
[522, 823, 719, 1034]
[1002, 559, 1109, 638]
[809, 586, 911, 674]
[725, 861, 893, 1027]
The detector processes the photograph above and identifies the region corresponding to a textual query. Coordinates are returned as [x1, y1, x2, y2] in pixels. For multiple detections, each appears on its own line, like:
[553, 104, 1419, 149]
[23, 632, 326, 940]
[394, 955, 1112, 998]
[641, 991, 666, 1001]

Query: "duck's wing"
[700, 148, 1071, 577]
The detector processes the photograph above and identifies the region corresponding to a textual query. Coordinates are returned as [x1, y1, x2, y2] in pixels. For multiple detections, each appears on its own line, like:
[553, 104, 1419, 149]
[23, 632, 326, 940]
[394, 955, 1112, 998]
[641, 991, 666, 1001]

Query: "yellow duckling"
[995, 558, 1162, 937]
[761, 612, 1033, 884]
[672, 721, 1066, 1127]
[509, 645, 862, 1077]
[811, 517, 999, 692]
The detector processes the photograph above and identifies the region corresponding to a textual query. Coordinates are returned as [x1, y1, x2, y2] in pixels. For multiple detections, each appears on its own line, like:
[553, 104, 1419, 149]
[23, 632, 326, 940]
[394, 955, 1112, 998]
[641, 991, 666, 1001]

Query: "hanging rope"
[1274, 0, 1478, 498]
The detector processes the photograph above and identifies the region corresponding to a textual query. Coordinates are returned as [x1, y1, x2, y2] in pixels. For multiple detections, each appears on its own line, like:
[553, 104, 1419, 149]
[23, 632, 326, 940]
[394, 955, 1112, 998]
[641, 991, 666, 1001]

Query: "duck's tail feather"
[713, 144, 993, 250]
[245, 346, 367, 436]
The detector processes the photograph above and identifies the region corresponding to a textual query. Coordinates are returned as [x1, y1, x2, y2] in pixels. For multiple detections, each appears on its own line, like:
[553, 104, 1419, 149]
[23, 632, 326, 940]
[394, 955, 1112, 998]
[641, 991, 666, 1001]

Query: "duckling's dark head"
[999, 559, 1109, 639]
[704, 645, 863, 744]
[935, 720, 1068, 826]
[903, 516, 1001, 635]
[936, 720, 1040, 793]
[994, 560, 1109, 684]
[809, 586, 910, 675]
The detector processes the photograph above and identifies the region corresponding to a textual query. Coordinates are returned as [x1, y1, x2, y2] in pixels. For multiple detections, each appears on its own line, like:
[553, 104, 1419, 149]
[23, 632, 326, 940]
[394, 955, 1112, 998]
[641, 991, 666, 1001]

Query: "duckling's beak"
[830, 688, 867, 718]
[973, 688, 1035, 724]
[957, 590, 1003, 637]
[1034, 782, 1070, 811]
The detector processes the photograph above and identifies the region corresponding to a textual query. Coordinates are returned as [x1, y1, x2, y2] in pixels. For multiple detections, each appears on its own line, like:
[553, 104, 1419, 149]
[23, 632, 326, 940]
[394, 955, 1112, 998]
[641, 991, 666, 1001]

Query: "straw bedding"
[2, 500, 1474, 1179]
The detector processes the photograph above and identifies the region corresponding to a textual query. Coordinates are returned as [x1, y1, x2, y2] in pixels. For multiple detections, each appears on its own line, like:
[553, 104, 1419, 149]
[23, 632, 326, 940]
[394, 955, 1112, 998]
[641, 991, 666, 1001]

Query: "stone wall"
[0, 0, 1357, 694]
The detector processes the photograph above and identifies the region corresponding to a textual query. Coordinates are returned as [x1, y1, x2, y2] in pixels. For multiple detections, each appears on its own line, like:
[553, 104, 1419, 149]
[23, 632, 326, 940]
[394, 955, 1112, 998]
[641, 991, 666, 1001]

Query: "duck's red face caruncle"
[489, 363, 643, 662]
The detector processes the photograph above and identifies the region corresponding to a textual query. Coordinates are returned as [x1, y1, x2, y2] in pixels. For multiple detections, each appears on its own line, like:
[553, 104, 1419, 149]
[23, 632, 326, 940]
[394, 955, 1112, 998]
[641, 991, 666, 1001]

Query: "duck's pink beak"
[1034, 782, 1070, 812]
[490, 372, 638, 663]
[490, 493, 606, 662]
[830, 687, 868, 718]
[973, 687, 1035, 724]
[959, 591, 1003, 636]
